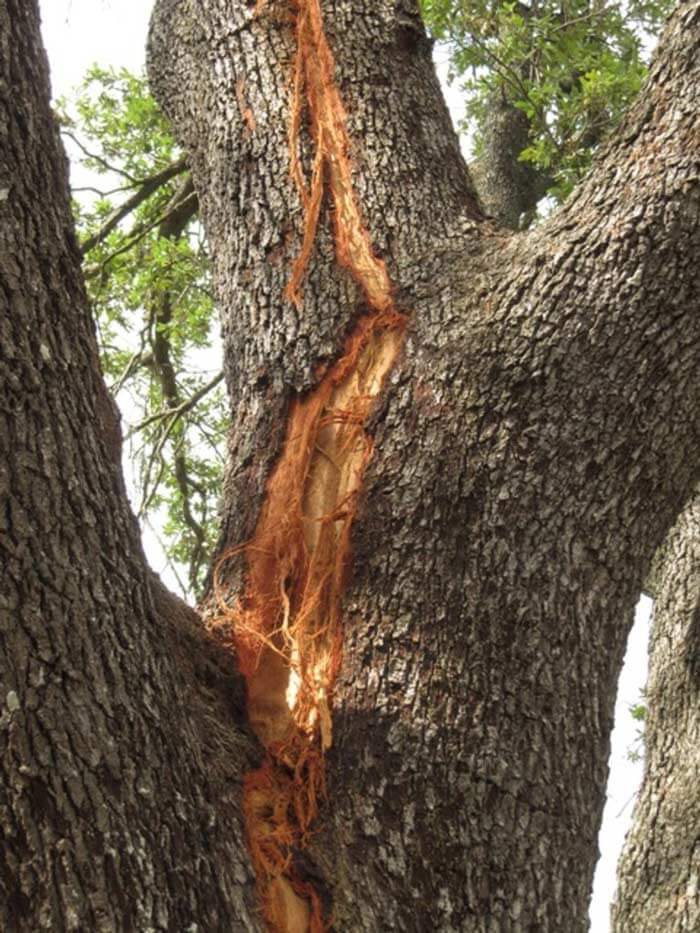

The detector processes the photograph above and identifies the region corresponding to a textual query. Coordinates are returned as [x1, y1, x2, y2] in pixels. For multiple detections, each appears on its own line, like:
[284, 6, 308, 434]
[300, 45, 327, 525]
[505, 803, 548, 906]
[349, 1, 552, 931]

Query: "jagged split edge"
[211, 2, 407, 930]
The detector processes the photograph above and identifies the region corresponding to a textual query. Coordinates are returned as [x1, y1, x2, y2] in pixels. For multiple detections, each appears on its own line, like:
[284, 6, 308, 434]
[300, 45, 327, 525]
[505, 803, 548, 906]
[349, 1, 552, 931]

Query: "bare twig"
[80, 156, 189, 254]
[73, 184, 133, 197]
[128, 371, 224, 437]
[143, 515, 189, 598]
[62, 129, 140, 183]
[110, 342, 153, 396]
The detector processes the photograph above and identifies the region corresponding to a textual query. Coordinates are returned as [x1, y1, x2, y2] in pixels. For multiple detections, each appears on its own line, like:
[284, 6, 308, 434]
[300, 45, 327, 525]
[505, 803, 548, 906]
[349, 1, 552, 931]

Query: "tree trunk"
[2, 0, 699, 931]
[1, 3, 259, 930]
[469, 92, 551, 230]
[611, 488, 700, 932]
[146, 1, 699, 929]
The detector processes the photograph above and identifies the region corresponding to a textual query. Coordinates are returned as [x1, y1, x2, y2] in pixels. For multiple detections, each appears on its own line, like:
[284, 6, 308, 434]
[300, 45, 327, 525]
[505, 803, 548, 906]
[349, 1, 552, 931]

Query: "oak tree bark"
[611, 488, 700, 931]
[1, 3, 259, 930]
[1, 0, 699, 931]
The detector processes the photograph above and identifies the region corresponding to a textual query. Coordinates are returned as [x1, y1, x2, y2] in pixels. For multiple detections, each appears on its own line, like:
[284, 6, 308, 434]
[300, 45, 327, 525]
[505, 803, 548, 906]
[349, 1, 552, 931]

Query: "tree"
[61, 0, 671, 596]
[421, 0, 673, 217]
[1, 1, 698, 932]
[54, 0, 675, 631]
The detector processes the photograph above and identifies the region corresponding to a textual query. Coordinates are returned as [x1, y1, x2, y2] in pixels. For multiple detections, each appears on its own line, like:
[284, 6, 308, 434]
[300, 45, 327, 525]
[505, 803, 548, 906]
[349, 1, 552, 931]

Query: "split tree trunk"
[1, 0, 698, 930]
[147, 0, 700, 929]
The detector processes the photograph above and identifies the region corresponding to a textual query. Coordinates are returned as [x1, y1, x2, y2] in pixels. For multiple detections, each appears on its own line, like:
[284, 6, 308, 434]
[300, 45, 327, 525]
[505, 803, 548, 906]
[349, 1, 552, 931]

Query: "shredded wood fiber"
[213, 2, 407, 929]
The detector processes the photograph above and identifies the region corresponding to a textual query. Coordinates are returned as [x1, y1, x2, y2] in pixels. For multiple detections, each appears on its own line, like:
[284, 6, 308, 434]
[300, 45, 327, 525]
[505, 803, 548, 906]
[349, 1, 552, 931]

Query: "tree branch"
[498, 0, 700, 558]
[128, 371, 224, 438]
[80, 155, 189, 254]
[61, 129, 140, 183]
[82, 187, 198, 279]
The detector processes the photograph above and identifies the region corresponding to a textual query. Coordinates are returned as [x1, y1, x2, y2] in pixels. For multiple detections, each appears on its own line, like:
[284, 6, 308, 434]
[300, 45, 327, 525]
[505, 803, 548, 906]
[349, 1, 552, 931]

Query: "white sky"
[38, 3, 650, 930]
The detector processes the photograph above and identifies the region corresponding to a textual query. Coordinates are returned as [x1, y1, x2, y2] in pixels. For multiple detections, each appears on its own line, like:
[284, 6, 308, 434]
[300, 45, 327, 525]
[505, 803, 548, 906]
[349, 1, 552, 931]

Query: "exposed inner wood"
[213, 1, 407, 929]
[236, 318, 404, 931]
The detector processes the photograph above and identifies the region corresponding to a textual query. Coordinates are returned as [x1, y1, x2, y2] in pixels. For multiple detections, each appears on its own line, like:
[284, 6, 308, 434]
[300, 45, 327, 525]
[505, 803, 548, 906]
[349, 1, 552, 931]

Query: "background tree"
[421, 0, 673, 222]
[1, 1, 698, 932]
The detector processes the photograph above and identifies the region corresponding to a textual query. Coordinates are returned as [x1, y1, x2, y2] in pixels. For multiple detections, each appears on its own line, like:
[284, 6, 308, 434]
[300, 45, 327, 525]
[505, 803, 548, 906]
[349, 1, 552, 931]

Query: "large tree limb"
[612, 487, 700, 931]
[0, 3, 257, 928]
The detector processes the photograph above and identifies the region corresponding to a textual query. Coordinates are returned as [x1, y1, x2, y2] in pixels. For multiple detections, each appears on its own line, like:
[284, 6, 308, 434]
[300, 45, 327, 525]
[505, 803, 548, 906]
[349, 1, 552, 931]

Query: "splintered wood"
[213, 2, 407, 929]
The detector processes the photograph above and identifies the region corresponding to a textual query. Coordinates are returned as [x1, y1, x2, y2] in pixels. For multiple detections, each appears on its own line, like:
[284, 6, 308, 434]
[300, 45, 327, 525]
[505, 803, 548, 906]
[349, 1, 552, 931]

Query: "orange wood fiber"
[214, 2, 407, 930]
[286, 0, 394, 310]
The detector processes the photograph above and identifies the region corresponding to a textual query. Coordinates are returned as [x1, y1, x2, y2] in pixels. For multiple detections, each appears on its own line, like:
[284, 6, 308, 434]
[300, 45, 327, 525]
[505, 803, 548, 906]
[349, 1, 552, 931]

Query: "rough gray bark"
[146, 0, 700, 930]
[611, 489, 700, 932]
[1, 3, 258, 930]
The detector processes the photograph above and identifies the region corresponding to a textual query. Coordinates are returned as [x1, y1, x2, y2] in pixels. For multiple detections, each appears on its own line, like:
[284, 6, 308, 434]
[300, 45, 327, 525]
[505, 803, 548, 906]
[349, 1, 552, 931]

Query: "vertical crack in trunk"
[214, 2, 407, 928]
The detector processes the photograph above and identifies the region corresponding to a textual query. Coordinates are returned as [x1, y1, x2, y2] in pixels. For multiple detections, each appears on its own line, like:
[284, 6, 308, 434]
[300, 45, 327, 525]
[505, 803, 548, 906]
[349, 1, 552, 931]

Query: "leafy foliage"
[57, 66, 223, 597]
[420, 0, 672, 201]
[627, 694, 647, 762]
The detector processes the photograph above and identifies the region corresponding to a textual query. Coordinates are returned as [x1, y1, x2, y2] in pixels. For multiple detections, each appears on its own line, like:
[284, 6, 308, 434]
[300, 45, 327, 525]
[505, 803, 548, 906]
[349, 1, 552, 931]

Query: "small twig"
[143, 514, 190, 598]
[62, 129, 140, 183]
[80, 156, 189, 254]
[127, 371, 224, 438]
[72, 184, 133, 197]
[615, 792, 638, 819]
[110, 343, 153, 396]
[83, 189, 198, 279]
[550, 5, 612, 35]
